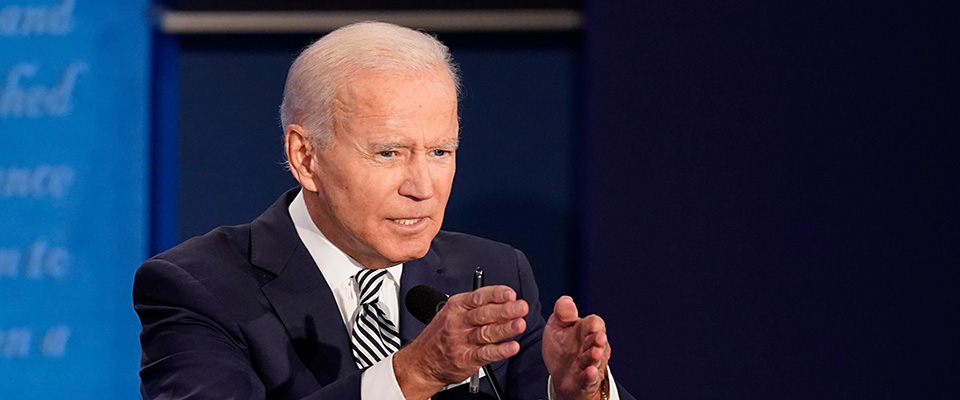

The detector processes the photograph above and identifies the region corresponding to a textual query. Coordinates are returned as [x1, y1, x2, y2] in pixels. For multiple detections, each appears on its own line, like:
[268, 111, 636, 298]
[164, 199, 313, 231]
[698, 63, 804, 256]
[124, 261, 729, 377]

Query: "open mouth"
[390, 217, 425, 226]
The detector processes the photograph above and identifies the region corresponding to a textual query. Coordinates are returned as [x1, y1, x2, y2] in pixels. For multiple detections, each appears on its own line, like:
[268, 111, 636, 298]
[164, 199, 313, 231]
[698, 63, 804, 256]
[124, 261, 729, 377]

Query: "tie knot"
[354, 268, 387, 305]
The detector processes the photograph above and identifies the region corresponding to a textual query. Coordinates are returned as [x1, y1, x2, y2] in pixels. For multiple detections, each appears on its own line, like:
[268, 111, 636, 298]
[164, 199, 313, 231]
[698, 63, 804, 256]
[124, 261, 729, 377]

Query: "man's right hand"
[393, 285, 529, 399]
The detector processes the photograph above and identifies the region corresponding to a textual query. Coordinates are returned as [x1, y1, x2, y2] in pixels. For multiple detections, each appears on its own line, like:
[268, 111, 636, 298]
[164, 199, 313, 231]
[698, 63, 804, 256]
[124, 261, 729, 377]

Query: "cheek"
[435, 166, 456, 196]
[316, 166, 370, 222]
[351, 172, 402, 213]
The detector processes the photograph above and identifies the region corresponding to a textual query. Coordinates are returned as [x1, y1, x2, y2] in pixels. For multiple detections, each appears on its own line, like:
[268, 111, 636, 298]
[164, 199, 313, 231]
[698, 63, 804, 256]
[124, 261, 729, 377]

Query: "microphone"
[406, 285, 449, 323]
[405, 284, 505, 400]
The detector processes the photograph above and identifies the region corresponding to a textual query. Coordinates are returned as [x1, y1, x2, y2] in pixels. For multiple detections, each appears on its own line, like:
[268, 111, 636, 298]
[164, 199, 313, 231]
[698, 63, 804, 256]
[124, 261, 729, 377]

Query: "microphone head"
[406, 285, 449, 324]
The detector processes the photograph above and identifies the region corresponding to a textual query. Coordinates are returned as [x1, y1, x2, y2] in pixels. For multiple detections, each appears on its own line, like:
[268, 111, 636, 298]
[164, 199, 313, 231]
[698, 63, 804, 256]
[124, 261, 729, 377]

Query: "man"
[134, 22, 633, 400]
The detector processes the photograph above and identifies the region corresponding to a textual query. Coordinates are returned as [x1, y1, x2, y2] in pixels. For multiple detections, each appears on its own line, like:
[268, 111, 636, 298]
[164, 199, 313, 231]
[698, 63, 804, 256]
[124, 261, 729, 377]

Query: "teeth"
[393, 218, 420, 225]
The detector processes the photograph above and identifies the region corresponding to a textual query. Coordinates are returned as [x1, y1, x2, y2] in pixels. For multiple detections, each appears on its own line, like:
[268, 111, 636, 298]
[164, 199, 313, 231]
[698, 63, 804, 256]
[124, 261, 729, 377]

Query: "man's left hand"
[542, 296, 612, 400]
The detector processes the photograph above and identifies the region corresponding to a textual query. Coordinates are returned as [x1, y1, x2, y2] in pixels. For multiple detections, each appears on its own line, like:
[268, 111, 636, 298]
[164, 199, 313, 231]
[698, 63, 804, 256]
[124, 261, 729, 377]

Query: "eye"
[378, 151, 398, 158]
[432, 149, 450, 157]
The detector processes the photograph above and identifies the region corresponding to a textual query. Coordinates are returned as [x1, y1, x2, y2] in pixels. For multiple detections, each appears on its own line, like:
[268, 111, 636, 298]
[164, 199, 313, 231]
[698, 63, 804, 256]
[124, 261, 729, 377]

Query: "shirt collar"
[288, 189, 402, 292]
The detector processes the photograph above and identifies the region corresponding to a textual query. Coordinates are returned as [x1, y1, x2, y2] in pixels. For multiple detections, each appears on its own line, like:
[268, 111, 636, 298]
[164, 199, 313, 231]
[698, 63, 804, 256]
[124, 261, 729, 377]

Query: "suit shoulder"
[431, 231, 521, 263]
[142, 223, 253, 281]
[433, 230, 517, 251]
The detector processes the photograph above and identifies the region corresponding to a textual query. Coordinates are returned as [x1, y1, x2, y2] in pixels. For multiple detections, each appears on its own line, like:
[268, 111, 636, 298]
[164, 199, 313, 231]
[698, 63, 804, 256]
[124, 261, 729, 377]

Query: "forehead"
[332, 69, 459, 142]
[335, 69, 457, 115]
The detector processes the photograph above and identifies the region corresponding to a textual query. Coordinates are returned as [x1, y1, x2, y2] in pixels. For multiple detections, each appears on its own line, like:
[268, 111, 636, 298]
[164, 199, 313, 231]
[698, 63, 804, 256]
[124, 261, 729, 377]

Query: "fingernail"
[513, 302, 523, 313]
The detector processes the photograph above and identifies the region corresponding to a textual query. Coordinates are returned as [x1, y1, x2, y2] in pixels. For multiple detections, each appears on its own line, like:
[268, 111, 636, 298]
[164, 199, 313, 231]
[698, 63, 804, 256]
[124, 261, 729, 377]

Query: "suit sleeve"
[133, 258, 362, 400]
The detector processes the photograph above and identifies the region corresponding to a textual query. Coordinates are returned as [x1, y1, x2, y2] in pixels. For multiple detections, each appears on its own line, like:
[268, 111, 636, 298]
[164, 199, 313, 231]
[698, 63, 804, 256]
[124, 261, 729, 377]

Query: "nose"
[398, 153, 435, 201]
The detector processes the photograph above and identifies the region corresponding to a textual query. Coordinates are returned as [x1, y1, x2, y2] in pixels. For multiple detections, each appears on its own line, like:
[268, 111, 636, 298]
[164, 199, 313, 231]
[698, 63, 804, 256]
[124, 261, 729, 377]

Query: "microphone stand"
[482, 364, 505, 400]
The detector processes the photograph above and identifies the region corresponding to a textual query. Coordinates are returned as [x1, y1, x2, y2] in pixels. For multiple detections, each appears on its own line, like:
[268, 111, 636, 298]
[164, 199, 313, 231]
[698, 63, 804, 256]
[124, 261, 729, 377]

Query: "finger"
[473, 340, 521, 365]
[577, 343, 606, 371]
[578, 315, 606, 338]
[583, 364, 603, 387]
[550, 295, 579, 326]
[602, 341, 612, 368]
[579, 339, 613, 388]
[593, 336, 612, 372]
[571, 361, 603, 390]
[579, 330, 608, 354]
[470, 317, 526, 344]
[455, 286, 516, 309]
[576, 350, 606, 389]
[464, 300, 528, 326]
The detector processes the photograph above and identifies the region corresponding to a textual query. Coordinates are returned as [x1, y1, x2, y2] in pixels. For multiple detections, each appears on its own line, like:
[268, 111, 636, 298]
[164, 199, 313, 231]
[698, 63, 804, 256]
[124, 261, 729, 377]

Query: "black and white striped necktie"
[351, 268, 401, 369]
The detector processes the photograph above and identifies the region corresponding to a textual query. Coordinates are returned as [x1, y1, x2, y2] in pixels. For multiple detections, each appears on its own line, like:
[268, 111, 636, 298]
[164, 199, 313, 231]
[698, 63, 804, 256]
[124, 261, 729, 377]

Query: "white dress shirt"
[289, 190, 620, 399]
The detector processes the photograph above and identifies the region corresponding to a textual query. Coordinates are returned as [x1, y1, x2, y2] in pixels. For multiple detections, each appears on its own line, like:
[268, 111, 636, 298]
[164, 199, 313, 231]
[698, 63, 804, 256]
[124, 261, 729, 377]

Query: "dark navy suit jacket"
[134, 189, 633, 399]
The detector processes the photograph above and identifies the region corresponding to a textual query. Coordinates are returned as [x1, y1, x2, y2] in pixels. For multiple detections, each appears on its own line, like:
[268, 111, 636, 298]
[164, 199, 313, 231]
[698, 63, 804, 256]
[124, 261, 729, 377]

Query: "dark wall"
[176, 36, 300, 240]
[583, 1, 957, 398]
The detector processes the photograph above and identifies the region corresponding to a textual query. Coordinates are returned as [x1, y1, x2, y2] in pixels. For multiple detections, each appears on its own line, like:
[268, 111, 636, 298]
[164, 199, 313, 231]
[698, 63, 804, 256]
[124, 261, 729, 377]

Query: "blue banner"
[0, 0, 149, 398]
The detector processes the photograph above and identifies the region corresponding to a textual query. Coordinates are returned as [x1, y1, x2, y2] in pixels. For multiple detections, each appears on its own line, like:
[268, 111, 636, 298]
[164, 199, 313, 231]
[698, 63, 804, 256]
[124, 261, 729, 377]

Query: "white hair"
[279, 21, 460, 148]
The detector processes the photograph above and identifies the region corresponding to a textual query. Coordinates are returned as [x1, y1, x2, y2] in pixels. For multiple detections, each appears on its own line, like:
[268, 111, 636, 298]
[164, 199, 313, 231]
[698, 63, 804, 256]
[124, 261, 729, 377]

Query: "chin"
[384, 242, 431, 264]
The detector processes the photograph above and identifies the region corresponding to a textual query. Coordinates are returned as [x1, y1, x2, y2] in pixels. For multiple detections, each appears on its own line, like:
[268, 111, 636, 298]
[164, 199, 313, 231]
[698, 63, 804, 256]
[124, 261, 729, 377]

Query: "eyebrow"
[368, 138, 460, 152]
[369, 142, 405, 152]
[432, 138, 460, 150]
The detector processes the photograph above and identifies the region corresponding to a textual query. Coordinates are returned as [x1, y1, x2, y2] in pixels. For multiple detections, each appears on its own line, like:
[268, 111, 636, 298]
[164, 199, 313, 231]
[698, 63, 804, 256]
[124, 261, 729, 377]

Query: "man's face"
[305, 68, 459, 268]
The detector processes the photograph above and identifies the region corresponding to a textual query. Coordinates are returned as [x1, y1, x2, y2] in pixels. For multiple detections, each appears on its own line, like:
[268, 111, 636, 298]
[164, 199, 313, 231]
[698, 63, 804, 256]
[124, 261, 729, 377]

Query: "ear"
[285, 124, 319, 192]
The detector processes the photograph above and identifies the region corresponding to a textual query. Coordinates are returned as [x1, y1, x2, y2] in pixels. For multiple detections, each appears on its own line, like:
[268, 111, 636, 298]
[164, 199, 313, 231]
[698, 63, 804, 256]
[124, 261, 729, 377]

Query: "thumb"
[549, 295, 579, 326]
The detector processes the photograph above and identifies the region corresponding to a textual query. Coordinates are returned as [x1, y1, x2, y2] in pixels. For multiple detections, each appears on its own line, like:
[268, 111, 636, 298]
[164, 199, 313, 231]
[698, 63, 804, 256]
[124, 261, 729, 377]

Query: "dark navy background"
[581, 1, 958, 398]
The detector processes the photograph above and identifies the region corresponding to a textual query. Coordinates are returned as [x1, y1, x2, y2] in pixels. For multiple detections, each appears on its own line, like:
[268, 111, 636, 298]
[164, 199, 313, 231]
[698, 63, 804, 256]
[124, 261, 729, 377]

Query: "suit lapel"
[399, 249, 441, 344]
[251, 190, 357, 385]
[398, 246, 472, 345]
